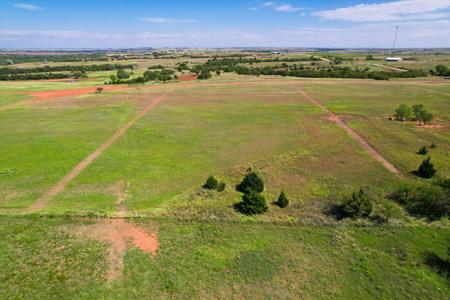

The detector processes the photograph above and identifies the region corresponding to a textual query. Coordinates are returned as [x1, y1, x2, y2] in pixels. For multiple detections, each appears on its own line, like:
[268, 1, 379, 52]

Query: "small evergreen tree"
[235, 190, 268, 215]
[236, 168, 264, 193]
[417, 145, 428, 155]
[341, 189, 373, 219]
[275, 191, 289, 208]
[203, 175, 218, 190]
[416, 157, 437, 178]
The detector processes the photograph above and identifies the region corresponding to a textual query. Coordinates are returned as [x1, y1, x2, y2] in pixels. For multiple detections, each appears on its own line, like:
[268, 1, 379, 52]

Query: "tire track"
[291, 86, 401, 175]
[29, 89, 174, 211]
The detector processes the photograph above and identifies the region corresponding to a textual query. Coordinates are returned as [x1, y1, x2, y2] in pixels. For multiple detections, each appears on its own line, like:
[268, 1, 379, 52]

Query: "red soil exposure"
[30, 86, 126, 102]
[178, 74, 198, 81]
[74, 218, 158, 282]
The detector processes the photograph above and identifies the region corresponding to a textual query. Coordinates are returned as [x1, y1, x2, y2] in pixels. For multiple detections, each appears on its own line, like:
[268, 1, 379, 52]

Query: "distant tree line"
[107, 67, 176, 84]
[0, 64, 134, 75]
[0, 73, 73, 81]
[0, 64, 134, 81]
[189, 58, 427, 80]
[0, 53, 109, 65]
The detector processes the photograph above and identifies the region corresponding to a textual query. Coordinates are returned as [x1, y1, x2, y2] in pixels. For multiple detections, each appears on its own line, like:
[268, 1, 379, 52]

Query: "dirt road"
[291, 86, 401, 175]
[29, 89, 174, 210]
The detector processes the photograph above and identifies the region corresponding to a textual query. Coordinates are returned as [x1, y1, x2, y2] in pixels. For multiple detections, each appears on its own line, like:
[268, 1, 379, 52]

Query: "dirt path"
[291, 86, 400, 175]
[371, 63, 407, 72]
[29, 89, 174, 210]
[73, 218, 158, 282]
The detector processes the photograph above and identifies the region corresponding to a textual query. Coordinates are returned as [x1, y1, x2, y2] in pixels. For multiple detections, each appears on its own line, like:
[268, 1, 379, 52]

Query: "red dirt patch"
[178, 74, 198, 81]
[73, 219, 158, 282]
[30, 86, 126, 102]
[418, 124, 445, 129]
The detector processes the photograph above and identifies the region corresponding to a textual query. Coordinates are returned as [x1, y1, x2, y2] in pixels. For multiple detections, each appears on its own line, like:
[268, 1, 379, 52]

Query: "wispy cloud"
[313, 0, 450, 22]
[141, 17, 196, 24]
[14, 3, 43, 11]
[262, 2, 275, 7]
[251, 2, 302, 13]
[274, 4, 302, 13]
[2, 21, 449, 48]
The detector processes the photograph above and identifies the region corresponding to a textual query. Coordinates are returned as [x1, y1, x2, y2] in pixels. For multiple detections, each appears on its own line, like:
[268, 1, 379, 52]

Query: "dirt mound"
[74, 219, 158, 282]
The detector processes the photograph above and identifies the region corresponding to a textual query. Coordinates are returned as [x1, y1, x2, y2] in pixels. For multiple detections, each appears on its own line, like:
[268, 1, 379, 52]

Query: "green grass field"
[0, 56, 449, 299]
[1, 215, 449, 299]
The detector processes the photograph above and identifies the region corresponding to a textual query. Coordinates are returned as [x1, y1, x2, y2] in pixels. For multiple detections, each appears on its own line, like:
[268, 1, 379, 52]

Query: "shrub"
[340, 189, 373, 219]
[216, 181, 226, 192]
[429, 142, 437, 149]
[416, 157, 436, 178]
[371, 198, 403, 223]
[236, 168, 264, 194]
[235, 190, 268, 215]
[390, 182, 449, 220]
[417, 145, 428, 155]
[203, 175, 218, 190]
[198, 71, 212, 80]
[275, 191, 289, 208]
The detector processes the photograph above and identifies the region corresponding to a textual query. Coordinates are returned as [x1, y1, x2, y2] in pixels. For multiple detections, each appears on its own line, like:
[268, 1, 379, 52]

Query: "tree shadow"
[423, 250, 450, 280]
[322, 203, 345, 221]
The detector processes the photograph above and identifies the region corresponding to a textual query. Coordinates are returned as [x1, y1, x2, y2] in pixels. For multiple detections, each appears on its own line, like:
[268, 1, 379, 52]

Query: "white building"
[385, 57, 402, 62]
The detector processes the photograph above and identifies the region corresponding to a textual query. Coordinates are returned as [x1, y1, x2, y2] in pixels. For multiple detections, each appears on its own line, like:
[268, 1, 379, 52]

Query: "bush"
[340, 189, 373, 219]
[417, 145, 428, 155]
[203, 175, 218, 190]
[216, 181, 226, 192]
[429, 142, 437, 149]
[390, 182, 449, 220]
[236, 168, 264, 194]
[198, 71, 212, 80]
[235, 190, 268, 215]
[275, 191, 289, 208]
[371, 198, 403, 223]
[416, 157, 436, 178]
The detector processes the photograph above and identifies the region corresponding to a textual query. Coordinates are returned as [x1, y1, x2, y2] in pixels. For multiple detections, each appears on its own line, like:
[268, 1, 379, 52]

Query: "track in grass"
[291, 85, 401, 175]
[29, 89, 174, 210]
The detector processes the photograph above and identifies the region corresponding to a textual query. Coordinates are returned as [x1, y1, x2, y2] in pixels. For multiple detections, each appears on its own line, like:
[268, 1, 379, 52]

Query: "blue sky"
[0, 0, 449, 48]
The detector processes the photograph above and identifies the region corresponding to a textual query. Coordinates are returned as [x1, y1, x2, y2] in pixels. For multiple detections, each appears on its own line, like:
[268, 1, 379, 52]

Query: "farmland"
[0, 50, 449, 299]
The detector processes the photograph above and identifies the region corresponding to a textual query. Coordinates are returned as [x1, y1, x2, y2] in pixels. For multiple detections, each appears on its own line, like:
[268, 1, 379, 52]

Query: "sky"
[0, 0, 449, 48]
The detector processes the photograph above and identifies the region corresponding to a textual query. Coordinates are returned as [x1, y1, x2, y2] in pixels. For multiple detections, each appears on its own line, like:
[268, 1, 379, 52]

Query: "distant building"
[385, 57, 402, 62]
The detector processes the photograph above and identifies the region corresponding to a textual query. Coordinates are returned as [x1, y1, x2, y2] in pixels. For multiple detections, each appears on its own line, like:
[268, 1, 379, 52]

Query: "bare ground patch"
[72, 219, 158, 282]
